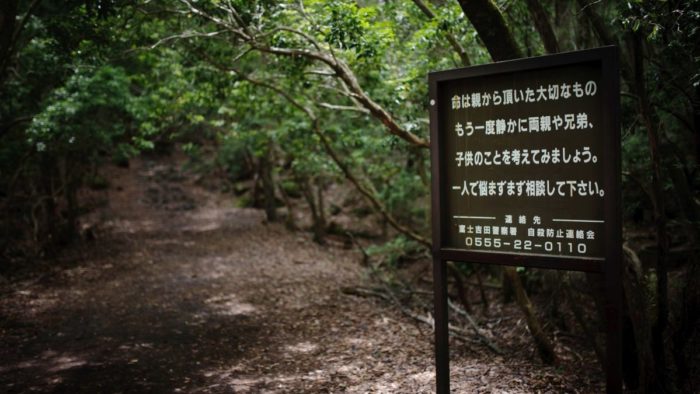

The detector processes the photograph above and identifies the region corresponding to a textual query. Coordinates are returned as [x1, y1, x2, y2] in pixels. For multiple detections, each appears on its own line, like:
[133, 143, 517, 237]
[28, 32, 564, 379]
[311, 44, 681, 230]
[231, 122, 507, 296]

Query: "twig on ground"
[341, 284, 500, 352]
[448, 299, 503, 355]
[341, 286, 390, 301]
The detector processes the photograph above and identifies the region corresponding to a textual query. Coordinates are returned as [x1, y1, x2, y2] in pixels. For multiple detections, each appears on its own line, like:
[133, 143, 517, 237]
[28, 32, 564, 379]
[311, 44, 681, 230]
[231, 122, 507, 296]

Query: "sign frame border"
[428, 46, 622, 393]
[429, 45, 620, 272]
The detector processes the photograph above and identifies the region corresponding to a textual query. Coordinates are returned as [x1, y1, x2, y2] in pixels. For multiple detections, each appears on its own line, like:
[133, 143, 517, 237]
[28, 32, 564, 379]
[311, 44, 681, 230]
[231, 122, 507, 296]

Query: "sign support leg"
[605, 263, 623, 393]
[433, 257, 449, 393]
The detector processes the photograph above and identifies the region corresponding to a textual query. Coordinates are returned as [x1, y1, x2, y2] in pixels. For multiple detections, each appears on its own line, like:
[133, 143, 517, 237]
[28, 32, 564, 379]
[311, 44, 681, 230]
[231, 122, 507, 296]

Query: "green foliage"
[3, 0, 698, 284]
[215, 133, 251, 181]
[366, 235, 422, 267]
[379, 170, 426, 220]
[322, 0, 390, 62]
[280, 179, 302, 198]
[621, 132, 652, 220]
[27, 65, 133, 155]
[86, 174, 110, 190]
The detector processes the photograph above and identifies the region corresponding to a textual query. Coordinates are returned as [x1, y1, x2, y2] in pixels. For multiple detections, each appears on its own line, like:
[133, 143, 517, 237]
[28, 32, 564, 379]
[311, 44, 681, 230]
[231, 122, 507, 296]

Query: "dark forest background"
[1, 1, 699, 392]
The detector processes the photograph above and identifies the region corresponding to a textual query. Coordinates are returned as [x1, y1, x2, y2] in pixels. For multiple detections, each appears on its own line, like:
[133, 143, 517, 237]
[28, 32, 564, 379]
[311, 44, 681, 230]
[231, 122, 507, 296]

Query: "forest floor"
[0, 152, 604, 393]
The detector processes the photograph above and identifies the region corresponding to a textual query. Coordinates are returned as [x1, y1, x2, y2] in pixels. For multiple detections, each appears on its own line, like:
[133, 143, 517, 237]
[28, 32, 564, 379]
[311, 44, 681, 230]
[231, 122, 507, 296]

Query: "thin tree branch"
[180, 0, 250, 40]
[317, 102, 369, 114]
[267, 26, 323, 52]
[230, 70, 431, 246]
[230, 68, 315, 119]
[149, 30, 225, 49]
[178, 0, 430, 148]
[447, 298, 503, 354]
[411, 0, 471, 66]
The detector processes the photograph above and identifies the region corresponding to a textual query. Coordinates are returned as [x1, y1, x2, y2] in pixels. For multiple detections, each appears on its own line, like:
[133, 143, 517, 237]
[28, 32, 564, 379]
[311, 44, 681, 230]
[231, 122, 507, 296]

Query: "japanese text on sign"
[439, 67, 606, 259]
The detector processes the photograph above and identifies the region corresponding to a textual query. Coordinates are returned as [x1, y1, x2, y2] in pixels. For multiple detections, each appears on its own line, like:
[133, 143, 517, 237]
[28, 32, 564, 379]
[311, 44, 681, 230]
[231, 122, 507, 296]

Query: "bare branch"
[312, 122, 431, 246]
[319, 84, 359, 98]
[230, 46, 254, 64]
[447, 298, 503, 354]
[149, 30, 225, 49]
[179, 0, 250, 40]
[233, 71, 431, 246]
[230, 68, 316, 120]
[318, 102, 370, 114]
[305, 70, 336, 77]
[178, 0, 430, 149]
[266, 26, 323, 52]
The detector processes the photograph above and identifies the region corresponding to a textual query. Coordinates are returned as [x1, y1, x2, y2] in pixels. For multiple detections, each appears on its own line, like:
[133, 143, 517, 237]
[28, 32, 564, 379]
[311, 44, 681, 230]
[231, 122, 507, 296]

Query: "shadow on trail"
[0, 224, 339, 393]
[0, 159, 338, 393]
[0, 230, 269, 392]
[2, 303, 262, 393]
[1, 156, 607, 393]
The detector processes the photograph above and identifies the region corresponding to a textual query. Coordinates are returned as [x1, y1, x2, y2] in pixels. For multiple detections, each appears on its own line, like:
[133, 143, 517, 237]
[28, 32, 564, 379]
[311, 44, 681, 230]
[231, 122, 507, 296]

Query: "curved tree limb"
[311, 119, 431, 246]
[178, 0, 430, 149]
[228, 68, 431, 247]
[253, 43, 430, 148]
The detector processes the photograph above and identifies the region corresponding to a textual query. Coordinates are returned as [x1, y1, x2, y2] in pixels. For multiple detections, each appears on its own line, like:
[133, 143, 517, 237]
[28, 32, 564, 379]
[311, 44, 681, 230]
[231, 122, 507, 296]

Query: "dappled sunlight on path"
[0, 156, 603, 393]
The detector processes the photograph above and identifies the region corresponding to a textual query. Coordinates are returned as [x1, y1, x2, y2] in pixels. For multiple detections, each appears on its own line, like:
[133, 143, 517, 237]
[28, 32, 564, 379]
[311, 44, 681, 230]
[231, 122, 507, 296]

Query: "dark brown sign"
[430, 47, 620, 273]
[428, 47, 621, 394]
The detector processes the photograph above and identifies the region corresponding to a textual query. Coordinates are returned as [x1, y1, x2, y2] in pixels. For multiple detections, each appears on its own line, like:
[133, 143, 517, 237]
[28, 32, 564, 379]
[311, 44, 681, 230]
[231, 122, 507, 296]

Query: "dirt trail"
[0, 155, 603, 393]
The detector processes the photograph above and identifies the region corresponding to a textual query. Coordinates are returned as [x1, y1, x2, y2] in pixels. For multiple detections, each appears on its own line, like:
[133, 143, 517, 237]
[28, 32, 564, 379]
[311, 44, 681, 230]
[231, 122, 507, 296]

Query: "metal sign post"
[428, 47, 621, 393]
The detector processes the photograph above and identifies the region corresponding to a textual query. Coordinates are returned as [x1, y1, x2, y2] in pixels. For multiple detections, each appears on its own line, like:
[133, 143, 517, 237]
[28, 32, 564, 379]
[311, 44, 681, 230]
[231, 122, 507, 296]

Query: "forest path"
[0, 155, 439, 393]
[0, 153, 601, 393]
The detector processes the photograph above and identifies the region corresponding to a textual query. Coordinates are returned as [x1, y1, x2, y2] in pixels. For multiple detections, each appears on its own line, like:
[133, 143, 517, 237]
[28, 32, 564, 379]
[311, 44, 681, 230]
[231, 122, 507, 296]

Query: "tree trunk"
[457, 0, 523, 61]
[0, 0, 18, 87]
[38, 154, 57, 257]
[474, 267, 489, 312]
[300, 175, 326, 244]
[622, 245, 655, 392]
[664, 111, 700, 393]
[275, 177, 297, 231]
[576, 0, 634, 83]
[315, 177, 326, 234]
[60, 157, 80, 244]
[632, 32, 669, 392]
[259, 142, 277, 222]
[674, 253, 700, 392]
[575, 0, 615, 47]
[563, 273, 605, 370]
[447, 262, 473, 314]
[694, 85, 700, 167]
[525, 0, 559, 54]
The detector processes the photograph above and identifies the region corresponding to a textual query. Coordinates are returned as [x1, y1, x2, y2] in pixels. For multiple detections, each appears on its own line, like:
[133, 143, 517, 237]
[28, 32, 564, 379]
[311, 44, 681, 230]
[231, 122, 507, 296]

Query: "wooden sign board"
[428, 47, 621, 393]
[430, 47, 620, 272]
